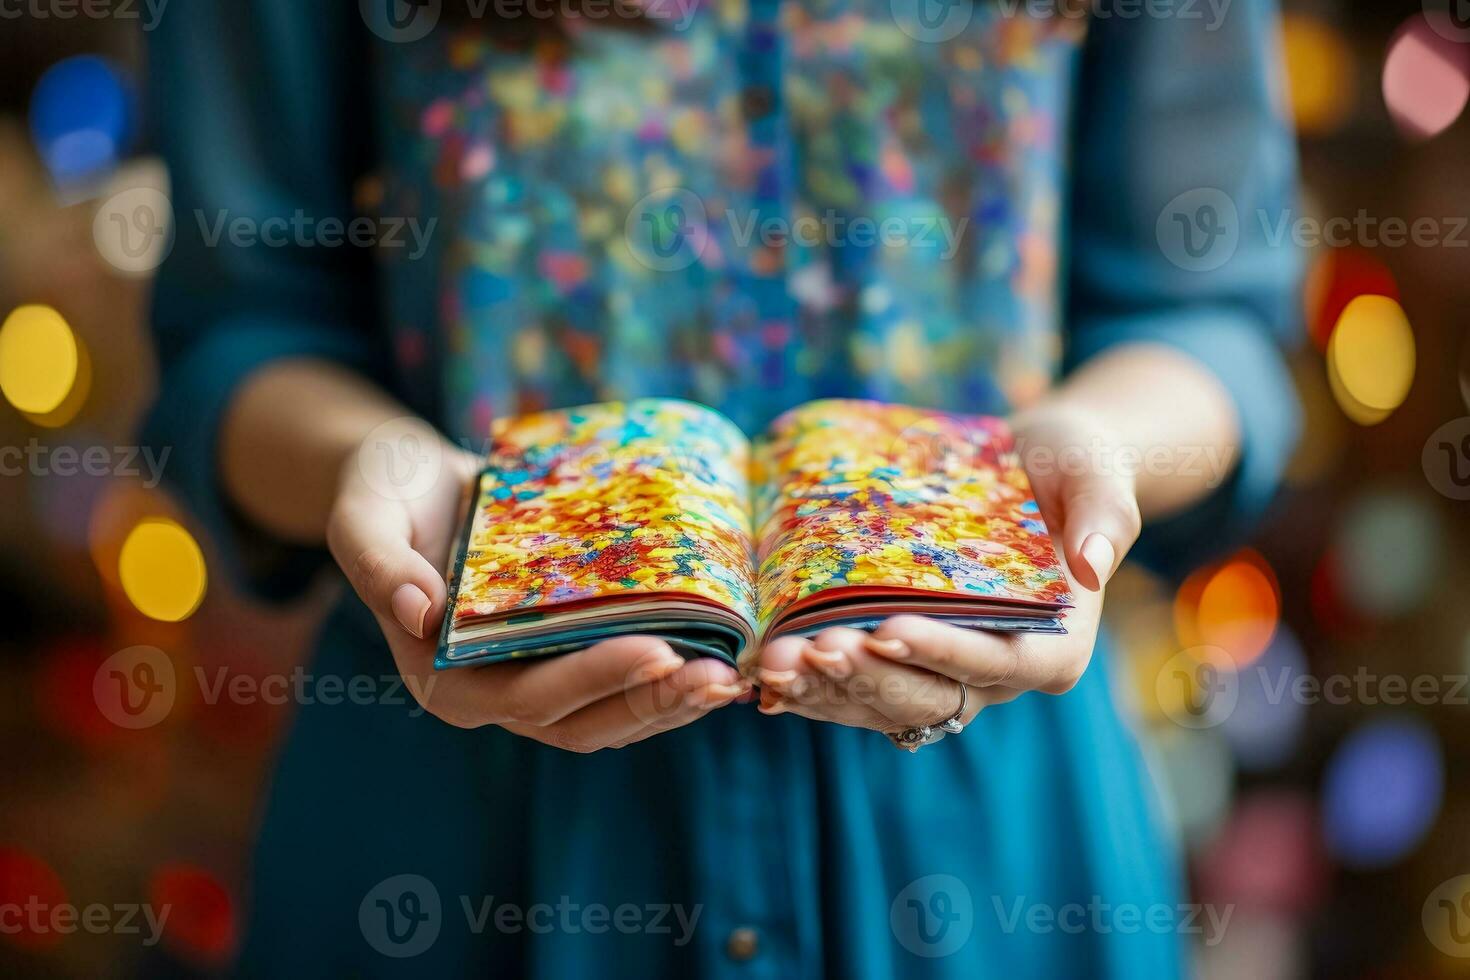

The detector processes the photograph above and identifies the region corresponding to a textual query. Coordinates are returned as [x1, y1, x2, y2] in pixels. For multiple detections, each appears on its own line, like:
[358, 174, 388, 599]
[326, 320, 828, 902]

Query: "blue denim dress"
[144, 1, 1300, 975]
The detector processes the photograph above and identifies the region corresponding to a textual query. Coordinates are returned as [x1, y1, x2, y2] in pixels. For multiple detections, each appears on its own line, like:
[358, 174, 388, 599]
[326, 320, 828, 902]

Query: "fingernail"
[864, 636, 909, 659]
[757, 668, 799, 690]
[391, 584, 431, 639]
[1080, 533, 1116, 588]
[698, 682, 749, 707]
[637, 654, 686, 685]
[804, 647, 852, 679]
[735, 687, 760, 704]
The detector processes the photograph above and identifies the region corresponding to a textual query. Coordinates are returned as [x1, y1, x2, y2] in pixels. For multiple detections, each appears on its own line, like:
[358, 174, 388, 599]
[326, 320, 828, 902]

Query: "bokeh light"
[1174, 550, 1281, 667]
[1460, 330, 1470, 411]
[1153, 727, 1236, 847]
[27, 55, 132, 186]
[0, 848, 67, 951]
[1280, 14, 1356, 136]
[1283, 354, 1347, 486]
[1196, 913, 1304, 980]
[148, 863, 237, 966]
[1322, 716, 1443, 868]
[0, 305, 80, 417]
[1326, 294, 1415, 425]
[117, 519, 208, 622]
[1382, 15, 1470, 142]
[35, 636, 127, 747]
[1332, 486, 1443, 619]
[1196, 791, 1326, 917]
[1221, 629, 1308, 771]
[1302, 247, 1399, 353]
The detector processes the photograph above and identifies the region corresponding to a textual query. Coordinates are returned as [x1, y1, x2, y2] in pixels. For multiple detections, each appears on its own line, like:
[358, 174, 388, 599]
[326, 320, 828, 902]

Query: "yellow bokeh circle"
[1327, 294, 1415, 423]
[0, 305, 79, 416]
[118, 519, 208, 622]
[1280, 14, 1356, 135]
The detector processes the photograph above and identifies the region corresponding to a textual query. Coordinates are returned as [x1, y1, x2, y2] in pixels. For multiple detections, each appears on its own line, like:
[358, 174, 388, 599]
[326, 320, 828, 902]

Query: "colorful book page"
[452, 399, 759, 630]
[752, 400, 1072, 631]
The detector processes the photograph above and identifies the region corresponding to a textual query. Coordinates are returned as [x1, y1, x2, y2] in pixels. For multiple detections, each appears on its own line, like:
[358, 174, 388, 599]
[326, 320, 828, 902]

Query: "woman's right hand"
[324, 418, 751, 752]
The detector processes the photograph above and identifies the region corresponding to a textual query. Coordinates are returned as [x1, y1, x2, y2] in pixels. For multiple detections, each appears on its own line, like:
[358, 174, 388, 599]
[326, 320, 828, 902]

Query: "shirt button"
[725, 926, 760, 962]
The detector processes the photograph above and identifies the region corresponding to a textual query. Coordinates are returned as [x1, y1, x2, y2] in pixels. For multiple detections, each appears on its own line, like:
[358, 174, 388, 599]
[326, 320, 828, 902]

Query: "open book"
[437, 399, 1072, 670]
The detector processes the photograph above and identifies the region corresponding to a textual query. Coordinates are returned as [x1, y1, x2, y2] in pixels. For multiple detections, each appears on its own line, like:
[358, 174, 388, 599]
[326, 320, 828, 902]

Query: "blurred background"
[0, 1, 1468, 976]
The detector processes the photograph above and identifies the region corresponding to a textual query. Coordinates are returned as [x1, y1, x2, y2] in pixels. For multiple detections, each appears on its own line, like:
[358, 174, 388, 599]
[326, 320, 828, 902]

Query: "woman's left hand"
[752, 406, 1142, 741]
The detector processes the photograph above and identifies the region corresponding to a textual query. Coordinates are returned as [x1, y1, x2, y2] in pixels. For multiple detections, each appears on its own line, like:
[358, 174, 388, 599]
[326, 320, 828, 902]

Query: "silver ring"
[888, 684, 968, 752]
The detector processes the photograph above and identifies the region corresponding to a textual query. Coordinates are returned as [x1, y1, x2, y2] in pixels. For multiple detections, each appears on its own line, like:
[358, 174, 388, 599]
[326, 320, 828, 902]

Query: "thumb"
[327, 495, 448, 640]
[1057, 474, 1141, 593]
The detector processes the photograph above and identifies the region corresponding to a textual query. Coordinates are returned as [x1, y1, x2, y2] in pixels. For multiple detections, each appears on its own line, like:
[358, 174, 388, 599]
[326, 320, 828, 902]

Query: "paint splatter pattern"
[454, 398, 1069, 635]
[753, 400, 1070, 630]
[454, 399, 759, 629]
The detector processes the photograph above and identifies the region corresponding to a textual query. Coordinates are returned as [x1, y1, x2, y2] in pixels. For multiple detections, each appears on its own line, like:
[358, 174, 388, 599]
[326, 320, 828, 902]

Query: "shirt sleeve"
[141, 2, 386, 600]
[1065, 0, 1304, 575]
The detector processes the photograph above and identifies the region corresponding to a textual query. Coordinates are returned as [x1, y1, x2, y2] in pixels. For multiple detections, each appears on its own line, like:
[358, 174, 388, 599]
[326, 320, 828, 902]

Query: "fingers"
[494, 656, 749, 753]
[328, 495, 447, 640]
[425, 636, 711, 730]
[871, 616, 1089, 696]
[756, 628, 969, 730]
[1056, 473, 1141, 592]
